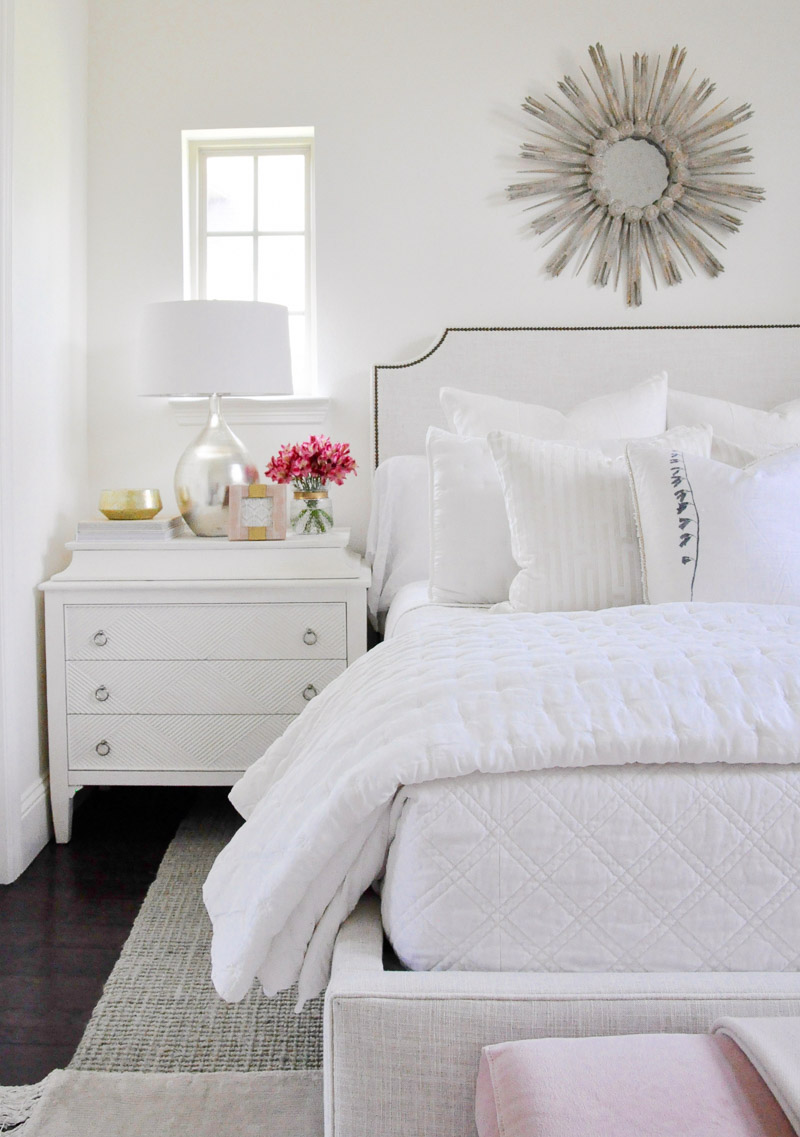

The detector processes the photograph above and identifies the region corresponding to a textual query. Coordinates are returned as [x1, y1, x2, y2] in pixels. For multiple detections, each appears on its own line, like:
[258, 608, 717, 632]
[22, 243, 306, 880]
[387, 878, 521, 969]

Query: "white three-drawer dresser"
[41, 528, 370, 842]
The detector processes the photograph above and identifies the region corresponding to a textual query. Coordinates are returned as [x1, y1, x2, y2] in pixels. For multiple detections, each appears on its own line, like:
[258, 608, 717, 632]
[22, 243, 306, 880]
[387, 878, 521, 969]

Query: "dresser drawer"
[67, 713, 294, 771]
[66, 658, 345, 715]
[64, 603, 347, 661]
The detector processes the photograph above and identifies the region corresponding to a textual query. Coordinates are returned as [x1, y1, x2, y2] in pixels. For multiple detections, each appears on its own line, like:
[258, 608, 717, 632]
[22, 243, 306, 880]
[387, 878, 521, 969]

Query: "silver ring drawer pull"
[303, 628, 318, 646]
[93, 631, 108, 647]
[95, 740, 111, 757]
[94, 685, 110, 702]
[302, 684, 318, 702]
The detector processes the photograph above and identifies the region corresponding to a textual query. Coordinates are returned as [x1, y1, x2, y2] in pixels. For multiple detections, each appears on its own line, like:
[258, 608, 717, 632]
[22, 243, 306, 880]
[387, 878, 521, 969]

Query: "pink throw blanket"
[476, 1033, 795, 1137]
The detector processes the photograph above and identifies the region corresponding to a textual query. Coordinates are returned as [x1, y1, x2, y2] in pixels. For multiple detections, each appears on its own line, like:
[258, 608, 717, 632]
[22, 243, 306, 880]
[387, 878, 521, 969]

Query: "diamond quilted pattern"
[205, 602, 800, 1002]
[382, 765, 800, 973]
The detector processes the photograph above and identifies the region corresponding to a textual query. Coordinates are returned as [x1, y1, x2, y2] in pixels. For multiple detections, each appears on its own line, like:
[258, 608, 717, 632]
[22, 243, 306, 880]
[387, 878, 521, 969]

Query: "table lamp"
[138, 300, 293, 537]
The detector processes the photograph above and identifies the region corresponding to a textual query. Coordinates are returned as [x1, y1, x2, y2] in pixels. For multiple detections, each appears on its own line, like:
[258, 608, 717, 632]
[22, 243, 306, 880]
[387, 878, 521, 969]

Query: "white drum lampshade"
[137, 300, 293, 537]
[138, 300, 293, 397]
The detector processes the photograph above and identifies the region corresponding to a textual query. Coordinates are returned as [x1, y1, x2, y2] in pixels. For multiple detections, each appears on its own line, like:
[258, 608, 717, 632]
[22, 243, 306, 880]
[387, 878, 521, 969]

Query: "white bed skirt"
[323, 894, 800, 1137]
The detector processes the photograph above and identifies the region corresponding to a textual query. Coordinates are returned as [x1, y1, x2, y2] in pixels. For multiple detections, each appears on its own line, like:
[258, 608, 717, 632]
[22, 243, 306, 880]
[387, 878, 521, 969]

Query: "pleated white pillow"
[627, 441, 800, 604]
[441, 373, 668, 439]
[488, 426, 711, 613]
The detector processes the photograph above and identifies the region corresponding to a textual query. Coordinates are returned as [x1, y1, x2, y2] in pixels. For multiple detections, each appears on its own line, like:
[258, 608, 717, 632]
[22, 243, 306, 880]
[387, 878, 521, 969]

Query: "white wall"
[87, 0, 800, 550]
[0, 0, 88, 882]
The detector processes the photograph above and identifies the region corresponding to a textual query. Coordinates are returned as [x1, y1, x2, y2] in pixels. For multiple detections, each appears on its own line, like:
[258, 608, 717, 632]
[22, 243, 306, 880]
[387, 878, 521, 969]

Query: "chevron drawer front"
[66, 659, 346, 715]
[65, 603, 347, 661]
[67, 714, 295, 771]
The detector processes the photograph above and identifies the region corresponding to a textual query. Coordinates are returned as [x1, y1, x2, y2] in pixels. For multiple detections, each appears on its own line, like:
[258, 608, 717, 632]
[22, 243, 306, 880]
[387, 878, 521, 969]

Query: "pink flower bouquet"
[265, 435, 357, 490]
[265, 435, 357, 534]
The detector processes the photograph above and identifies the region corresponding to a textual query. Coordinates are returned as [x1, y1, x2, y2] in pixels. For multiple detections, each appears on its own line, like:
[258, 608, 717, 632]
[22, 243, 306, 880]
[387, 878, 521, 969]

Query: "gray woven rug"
[68, 789, 322, 1073]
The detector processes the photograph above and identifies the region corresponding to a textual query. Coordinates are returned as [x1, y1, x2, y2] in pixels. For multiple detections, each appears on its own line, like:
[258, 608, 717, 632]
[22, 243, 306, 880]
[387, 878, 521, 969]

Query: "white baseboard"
[20, 773, 52, 871]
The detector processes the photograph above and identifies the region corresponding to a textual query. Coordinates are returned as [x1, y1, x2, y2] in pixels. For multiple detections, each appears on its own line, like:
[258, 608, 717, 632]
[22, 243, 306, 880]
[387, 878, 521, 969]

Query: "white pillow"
[365, 455, 429, 627]
[668, 390, 800, 458]
[627, 442, 800, 605]
[441, 373, 668, 439]
[427, 428, 519, 605]
[710, 436, 764, 468]
[488, 426, 711, 614]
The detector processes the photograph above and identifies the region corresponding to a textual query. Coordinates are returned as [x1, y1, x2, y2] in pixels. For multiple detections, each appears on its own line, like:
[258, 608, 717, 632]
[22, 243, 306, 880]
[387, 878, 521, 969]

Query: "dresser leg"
[51, 785, 74, 843]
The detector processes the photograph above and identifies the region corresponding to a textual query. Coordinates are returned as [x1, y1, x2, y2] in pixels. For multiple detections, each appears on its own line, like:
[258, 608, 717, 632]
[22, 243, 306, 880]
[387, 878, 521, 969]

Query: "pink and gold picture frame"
[228, 484, 287, 541]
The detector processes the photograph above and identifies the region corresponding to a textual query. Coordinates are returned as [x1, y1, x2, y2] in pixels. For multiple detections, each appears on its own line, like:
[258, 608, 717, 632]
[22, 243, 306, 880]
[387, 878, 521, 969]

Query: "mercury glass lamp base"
[174, 393, 259, 537]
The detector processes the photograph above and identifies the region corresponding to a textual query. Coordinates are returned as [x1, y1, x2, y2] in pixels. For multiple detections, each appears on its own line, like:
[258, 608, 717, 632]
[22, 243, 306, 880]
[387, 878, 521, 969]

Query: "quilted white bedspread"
[203, 602, 800, 1005]
[381, 766, 800, 973]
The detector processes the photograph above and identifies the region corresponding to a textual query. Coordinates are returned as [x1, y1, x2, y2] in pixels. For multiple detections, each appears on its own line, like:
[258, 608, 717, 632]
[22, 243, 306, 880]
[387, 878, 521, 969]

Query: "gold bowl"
[98, 489, 163, 521]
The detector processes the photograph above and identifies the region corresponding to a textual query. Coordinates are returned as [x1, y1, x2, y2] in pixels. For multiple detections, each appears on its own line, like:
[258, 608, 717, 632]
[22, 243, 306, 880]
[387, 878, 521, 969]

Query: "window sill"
[169, 395, 330, 427]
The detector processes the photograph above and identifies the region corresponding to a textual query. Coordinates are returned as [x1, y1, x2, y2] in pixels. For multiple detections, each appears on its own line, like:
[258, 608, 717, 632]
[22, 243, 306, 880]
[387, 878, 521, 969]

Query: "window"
[183, 128, 315, 393]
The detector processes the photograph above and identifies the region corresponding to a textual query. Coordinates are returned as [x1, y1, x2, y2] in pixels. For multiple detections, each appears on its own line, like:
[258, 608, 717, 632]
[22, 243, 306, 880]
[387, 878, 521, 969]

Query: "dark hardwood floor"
[0, 786, 196, 1085]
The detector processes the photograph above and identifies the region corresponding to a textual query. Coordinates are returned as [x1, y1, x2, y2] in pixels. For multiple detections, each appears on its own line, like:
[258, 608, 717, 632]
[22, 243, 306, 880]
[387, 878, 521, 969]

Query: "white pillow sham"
[365, 455, 429, 627]
[668, 389, 800, 458]
[427, 428, 519, 605]
[488, 426, 712, 614]
[709, 436, 764, 468]
[627, 441, 800, 605]
[441, 373, 668, 440]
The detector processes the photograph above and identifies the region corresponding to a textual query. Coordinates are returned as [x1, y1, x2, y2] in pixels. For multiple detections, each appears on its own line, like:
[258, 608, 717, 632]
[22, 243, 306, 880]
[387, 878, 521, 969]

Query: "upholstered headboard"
[373, 325, 800, 465]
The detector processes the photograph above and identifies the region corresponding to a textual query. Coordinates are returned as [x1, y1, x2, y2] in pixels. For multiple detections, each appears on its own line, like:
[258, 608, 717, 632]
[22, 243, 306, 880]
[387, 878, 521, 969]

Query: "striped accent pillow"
[488, 426, 711, 613]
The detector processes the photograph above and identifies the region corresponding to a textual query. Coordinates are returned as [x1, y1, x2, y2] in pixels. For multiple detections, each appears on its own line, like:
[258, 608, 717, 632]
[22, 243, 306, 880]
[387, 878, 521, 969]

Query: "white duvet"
[203, 603, 800, 1006]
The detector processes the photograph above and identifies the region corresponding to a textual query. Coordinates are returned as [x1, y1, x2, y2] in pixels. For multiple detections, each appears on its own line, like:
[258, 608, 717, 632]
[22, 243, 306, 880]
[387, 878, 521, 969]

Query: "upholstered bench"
[323, 897, 800, 1137]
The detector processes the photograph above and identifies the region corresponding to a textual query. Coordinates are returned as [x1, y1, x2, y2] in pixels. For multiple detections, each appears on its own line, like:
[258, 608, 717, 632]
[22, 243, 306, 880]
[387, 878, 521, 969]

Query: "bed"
[203, 325, 800, 1137]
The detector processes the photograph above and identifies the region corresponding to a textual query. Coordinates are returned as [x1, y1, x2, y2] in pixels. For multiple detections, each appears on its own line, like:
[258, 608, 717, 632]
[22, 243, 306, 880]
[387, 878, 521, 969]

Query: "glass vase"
[290, 488, 334, 535]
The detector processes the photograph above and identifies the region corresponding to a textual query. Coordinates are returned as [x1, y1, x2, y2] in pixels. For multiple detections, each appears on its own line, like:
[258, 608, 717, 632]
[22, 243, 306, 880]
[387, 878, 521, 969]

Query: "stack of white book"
[75, 516, 186, 542]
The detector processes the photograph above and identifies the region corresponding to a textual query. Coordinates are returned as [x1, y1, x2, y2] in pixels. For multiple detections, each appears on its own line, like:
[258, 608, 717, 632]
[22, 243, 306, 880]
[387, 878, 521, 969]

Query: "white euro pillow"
[627, 441, 800, 605]
[668, 389, 800, 458]
[441, 373, 668, 440]
[488, 426, 711, 614]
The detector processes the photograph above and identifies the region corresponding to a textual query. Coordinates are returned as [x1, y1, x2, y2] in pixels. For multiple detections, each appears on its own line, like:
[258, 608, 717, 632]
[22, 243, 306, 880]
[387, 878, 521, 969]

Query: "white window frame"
[181, 127, 326, 423]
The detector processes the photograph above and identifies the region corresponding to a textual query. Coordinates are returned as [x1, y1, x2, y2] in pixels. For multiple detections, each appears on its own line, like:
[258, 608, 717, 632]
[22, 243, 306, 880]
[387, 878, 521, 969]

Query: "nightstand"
[40, 528, 370, 842]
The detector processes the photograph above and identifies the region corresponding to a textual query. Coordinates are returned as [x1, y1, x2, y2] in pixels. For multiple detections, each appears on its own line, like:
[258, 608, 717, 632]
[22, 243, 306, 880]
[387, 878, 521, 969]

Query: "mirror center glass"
[602, 138, 670, 208]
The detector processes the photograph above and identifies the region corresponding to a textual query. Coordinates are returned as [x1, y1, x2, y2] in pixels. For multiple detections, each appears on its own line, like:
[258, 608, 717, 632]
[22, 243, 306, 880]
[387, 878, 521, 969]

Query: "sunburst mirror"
[508, 45, 764, 306]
